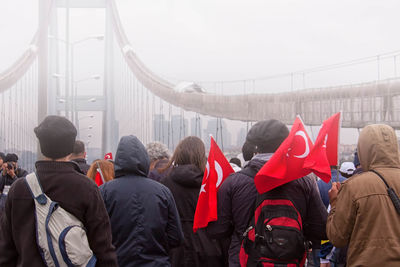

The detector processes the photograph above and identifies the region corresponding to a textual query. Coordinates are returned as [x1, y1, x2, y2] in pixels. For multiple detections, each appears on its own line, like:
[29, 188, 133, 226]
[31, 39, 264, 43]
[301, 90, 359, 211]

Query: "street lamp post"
[49, 35, 104, 122]
[53, 73, 99, 122]
[72, 75, 100, 127]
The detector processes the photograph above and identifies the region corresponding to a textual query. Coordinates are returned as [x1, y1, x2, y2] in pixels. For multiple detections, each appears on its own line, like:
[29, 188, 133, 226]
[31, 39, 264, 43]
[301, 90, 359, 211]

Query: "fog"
[1, 0, 400, 154]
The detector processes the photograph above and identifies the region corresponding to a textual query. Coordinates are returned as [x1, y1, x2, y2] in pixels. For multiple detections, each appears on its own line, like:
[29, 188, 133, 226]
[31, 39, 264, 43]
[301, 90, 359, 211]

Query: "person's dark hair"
[73, 140, 85, 155]
[242, 141, 256, 161]
[229, 157, 241, 168]
[5, 153, 18, 163]
[162, 136, 206, 173]
[0, 152, 5, 161]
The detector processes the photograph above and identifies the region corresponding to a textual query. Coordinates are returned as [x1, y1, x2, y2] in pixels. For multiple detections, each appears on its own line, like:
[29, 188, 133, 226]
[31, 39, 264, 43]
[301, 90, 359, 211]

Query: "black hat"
[34, 115, 77, 159]
[246, 119, 289, 153]
[242, 141, 256, 161]
[5, 153, 18, 163]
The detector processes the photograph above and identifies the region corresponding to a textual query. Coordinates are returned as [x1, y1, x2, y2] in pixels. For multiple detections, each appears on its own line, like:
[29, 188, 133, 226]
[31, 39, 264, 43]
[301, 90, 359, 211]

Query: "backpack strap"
[25, 173, 48, 205]
[370, 170, 400, 215]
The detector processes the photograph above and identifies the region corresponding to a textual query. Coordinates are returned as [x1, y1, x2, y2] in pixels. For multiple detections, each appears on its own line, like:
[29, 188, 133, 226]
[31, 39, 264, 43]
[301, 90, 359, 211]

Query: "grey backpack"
[24, 173, 96, 267]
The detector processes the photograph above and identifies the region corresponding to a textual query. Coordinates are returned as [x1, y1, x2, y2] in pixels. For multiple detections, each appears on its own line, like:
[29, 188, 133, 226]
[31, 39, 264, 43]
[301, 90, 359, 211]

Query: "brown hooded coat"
[327, 124, 400, 266]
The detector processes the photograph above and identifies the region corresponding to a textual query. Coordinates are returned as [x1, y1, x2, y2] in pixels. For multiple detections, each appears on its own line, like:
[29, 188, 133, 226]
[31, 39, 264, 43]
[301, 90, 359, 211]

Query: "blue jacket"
[100, 135, 184, 267]
[317, 170, 347, 209]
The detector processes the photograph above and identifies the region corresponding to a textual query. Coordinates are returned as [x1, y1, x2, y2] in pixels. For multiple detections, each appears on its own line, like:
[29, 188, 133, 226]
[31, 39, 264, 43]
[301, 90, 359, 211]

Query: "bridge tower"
[42, 0, 118, 156]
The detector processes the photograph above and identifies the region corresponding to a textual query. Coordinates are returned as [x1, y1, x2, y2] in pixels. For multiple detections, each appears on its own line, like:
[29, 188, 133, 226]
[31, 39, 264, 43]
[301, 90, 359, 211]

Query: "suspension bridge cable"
[196, 49, 400, 84]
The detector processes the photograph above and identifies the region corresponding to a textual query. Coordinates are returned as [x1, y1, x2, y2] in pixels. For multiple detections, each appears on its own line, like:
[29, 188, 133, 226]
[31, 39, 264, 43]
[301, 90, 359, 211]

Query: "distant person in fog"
[146, 141, 170, 182]
[161, 136, 225, 267]
[70, 140, 90, 174]
[87, 159, 114, 186]
[0, 153, 28, 194]
[229, 157, 242, 172]
[0, 153, 5, 171]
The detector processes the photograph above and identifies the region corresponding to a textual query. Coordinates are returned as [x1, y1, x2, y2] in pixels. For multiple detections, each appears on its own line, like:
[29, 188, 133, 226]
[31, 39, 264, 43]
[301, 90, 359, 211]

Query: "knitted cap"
[34, 115, 77, 159]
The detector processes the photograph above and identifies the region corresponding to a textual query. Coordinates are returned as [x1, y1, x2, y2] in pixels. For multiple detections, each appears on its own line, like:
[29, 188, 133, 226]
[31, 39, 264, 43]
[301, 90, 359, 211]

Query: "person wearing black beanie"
[207, 119, 327, 267]
[0, 115, 118, 266]
[34, 115, 78, 159]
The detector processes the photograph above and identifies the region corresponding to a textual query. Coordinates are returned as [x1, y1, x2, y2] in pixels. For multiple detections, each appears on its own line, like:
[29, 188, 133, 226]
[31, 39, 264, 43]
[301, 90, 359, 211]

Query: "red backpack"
[239, 192, 307, 267]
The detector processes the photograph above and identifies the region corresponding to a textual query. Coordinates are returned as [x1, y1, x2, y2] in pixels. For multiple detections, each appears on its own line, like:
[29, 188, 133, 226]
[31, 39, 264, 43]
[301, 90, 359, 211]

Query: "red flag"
[254, 116, 313, 194]
[193, 136, 234, 232]
[94, 171, 104, 186]
[94, 161, 106, 186]
[104, 153, 113, 160]
[303, 112, 341, 182]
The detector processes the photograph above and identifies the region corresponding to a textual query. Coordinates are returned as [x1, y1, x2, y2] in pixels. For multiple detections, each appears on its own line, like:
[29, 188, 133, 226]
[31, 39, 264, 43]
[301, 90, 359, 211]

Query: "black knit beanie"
[34, 115, 77, 159]
[246, 119, 289, 153]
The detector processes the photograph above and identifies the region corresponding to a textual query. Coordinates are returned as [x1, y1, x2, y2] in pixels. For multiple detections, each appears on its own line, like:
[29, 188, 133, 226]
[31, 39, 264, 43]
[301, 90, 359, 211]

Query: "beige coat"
[327, 124, 400, 267]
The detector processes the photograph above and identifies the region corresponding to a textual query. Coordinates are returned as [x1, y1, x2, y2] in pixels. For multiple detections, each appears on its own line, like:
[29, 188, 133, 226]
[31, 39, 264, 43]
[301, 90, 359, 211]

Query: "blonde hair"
[87, 159, 114, 183]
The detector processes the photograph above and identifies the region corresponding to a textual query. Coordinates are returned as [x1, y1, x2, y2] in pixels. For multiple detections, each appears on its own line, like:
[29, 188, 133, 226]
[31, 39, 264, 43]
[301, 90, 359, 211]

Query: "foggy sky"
[1, 0, 400, 147]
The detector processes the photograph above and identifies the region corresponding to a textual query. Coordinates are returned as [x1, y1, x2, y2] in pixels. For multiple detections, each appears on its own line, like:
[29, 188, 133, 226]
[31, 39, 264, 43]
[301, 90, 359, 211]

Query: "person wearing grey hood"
[100, 135, 184, 267]
[207, 119, 327, 267]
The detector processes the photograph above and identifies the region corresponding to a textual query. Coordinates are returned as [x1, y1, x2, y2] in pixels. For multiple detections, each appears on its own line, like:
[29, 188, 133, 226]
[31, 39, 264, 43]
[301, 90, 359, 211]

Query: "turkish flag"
[104, 153, 113, 160]
[94, 162, 106, 186]
[254, 116, 313, 194]
[303, 112, 341, 182]
[94, 171, 105, 186]
[193, 136, 234, 232]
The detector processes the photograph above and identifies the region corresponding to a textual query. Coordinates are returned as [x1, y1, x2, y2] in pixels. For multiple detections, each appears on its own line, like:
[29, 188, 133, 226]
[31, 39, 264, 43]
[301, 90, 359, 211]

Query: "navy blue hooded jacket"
[317, 170, 347, 209]
[100, 135, 184, 267]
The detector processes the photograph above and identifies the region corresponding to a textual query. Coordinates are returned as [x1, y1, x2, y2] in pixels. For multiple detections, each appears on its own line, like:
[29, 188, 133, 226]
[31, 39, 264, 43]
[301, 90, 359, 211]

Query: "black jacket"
[100, 135, 184, 267]
[0, 167, 28, 193]
[207, 154, 328, 267]
[71, 158, 90, 174]
[0, 161, 117, 267]
[161, 164, 225, 267]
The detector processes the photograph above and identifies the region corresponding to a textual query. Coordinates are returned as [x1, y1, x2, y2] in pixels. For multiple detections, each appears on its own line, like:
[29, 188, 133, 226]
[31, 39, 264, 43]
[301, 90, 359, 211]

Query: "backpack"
[239, 191, 307, 267]
[24, 173, 97, 267]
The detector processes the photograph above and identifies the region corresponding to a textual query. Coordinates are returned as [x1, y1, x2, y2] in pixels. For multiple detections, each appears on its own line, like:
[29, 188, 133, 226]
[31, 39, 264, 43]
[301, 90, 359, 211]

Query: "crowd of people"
[0, 115, 400, 267]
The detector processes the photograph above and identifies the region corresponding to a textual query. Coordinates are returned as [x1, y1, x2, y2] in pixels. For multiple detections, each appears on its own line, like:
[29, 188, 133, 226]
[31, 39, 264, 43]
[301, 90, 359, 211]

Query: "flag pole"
[296, 114, 314, 145]
[335, 111, 342, 182]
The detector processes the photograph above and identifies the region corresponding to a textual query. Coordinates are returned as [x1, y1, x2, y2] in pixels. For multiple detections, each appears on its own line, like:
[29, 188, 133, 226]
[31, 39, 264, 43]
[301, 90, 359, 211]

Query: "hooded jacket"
[327, 124, 400, 266]
[100, 135, 184, 267]
[161, 164, 225, 267]
[207, 154, 328, 267]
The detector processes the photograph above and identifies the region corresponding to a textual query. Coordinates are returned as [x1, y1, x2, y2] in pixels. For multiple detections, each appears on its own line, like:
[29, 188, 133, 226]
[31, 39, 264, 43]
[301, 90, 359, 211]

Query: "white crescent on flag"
[293, 130, 310, 159]
[323, 134, 328, 148]
[215, 161, 223, 188]
[201, 160, 224, 193]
